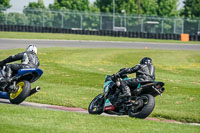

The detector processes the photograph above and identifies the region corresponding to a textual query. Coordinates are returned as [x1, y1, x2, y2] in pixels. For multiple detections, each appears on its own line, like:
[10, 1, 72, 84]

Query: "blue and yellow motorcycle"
[0, 66, 43, 104]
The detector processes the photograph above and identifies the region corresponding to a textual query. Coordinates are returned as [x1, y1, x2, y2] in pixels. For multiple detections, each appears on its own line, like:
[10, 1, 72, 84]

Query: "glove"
[118, 68, 126, 72]
[111, 73, 120, 82]
[0, 61, 6, 67]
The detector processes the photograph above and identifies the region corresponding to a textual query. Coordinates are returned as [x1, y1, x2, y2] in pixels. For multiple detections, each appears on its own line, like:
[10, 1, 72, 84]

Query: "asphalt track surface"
[0, 38, 200, 50]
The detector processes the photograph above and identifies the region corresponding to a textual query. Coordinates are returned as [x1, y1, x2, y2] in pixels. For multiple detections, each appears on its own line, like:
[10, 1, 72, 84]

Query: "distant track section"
[0, 39, 200, 51]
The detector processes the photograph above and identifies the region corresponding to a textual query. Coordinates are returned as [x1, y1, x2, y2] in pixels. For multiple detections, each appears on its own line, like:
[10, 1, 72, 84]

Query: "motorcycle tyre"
[88, 94, 104, 115]
[9, 80, 31, 104]
[128, 94, 155, 119]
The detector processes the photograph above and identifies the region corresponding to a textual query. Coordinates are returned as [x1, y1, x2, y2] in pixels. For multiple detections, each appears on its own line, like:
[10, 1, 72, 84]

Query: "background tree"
[26, 0, 45, 9]
[0, 0, 11, 10]
[7, 12, 25, 25]
[95, 0, 138, 15]
[181, 0, 200, 18]
[23, 0, 51, 27]
[140, 0, 158, 16]
[157, 0, 179, 17]
[49, 0, 90, 11]
[49, 0, 100, 29]
[0, 0, 11, 24]
[95, 0, 179, 17]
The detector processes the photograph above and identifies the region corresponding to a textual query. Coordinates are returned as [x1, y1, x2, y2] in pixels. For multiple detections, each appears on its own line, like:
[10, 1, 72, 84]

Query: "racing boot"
[118, 79, 131, 98]
[120, 86, 131, 98]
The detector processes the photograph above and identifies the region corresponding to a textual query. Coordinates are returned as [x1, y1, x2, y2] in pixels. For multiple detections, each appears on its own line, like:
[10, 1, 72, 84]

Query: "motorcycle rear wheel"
[128, 94, 155, 119]
[88, 94, 104, 114]
[9, 80, 31, 104]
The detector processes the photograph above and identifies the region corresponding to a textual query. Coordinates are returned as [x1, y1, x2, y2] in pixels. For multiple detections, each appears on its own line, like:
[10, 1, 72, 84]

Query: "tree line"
[0, 0, 199, 34]
[1, 0, 200, 18]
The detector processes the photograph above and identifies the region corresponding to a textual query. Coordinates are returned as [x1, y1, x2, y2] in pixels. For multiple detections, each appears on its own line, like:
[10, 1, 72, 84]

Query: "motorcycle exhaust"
[0, 86, 41, 100]
[29, 86, 40, 96]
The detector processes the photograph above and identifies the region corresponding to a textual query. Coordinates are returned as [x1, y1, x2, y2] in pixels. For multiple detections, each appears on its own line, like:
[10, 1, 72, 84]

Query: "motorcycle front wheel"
[9, 80, 31, 104]
[128, 94, 155, 119]
[88, 94, 104, 114]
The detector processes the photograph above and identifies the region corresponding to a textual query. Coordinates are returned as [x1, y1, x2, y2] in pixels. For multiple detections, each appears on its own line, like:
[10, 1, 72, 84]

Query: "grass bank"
[0, 104, 199, 133]
[0, 31, 200, 44]
[0, 48, 199, 123]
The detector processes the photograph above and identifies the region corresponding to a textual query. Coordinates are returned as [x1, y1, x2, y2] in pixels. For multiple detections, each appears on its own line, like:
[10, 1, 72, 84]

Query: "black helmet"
[140, 57, 152, 65]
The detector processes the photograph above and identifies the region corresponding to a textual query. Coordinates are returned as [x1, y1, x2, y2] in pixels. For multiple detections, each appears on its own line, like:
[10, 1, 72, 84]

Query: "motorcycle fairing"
[0, 91, 10, 99]
[122, 77, 131, 80]
[16, 68, 43, 83]
[104, 99, 115, 111]
[137, 83, 141, 88]
[104, 81, 111, 93]
[103, 80, 115, 97]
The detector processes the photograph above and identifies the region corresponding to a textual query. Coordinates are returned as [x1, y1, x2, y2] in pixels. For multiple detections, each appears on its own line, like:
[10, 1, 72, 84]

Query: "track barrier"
[181, 34, 189, 42]
[0, 25, 200, 41]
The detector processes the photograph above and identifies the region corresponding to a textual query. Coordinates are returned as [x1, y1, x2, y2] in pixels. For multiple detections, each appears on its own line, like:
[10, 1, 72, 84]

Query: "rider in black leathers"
[112, 57, 155, 100]
[0, 45, 40, 82]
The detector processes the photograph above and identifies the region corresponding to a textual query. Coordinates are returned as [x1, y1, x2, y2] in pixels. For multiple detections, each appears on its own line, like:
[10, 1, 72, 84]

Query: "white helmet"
[27, 44, 37, 54]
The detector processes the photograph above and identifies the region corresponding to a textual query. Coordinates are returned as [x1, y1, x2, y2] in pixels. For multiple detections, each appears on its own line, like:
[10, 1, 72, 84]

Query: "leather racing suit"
[115, 63, 155, 98]
[0, 51, 40, 79]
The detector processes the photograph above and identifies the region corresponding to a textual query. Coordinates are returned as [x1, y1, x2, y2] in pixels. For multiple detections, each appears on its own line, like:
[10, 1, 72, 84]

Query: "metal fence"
[0, 8, 200, 35]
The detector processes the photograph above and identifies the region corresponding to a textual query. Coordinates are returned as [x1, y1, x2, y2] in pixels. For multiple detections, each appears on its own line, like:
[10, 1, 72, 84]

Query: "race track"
[0, 39, 200, 50]
[1, 98, 200, 126]
[0, 38, 200, 126]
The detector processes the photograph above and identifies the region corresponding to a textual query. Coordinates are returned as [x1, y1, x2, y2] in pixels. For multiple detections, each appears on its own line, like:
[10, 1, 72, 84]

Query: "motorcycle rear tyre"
[128, 94, 155, 119]
[9, 80, 31, 104]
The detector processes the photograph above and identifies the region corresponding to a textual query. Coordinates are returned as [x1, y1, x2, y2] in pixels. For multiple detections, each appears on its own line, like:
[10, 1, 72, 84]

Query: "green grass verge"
[0, 48, 200, 123]
[0, 31, 200, 44]
[0, 104, 199, 133]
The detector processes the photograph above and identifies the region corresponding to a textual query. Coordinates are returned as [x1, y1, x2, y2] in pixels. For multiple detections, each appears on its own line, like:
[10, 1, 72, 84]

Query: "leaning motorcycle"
[88, 75, 165, 119]
[0, 65, 43, 104]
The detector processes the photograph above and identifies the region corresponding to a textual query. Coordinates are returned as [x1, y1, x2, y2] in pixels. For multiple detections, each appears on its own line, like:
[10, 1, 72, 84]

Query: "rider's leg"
[122, 78, 139, 97]
[119, 80, 131, 98]
[117, 80, 132, 113]
[5, 66, 12, 81]
[5, 64, 22, 82]
[4, 64, 23, 92]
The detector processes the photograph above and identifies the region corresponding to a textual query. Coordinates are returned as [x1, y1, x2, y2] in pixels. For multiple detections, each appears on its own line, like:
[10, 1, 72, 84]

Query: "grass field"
[0, 47, 200, 124]
[0, 31, 200, 44]
[0, 103, 199, 133]
[0, 31, 200, 132]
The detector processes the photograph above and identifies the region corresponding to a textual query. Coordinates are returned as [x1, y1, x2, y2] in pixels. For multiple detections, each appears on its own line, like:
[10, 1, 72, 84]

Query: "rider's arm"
[2, 52, 24, 64]
[118, 64, 141, 76]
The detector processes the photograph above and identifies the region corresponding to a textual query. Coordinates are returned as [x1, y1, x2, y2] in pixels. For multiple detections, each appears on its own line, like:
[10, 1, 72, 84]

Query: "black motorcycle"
[88, 75, 165, 119]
